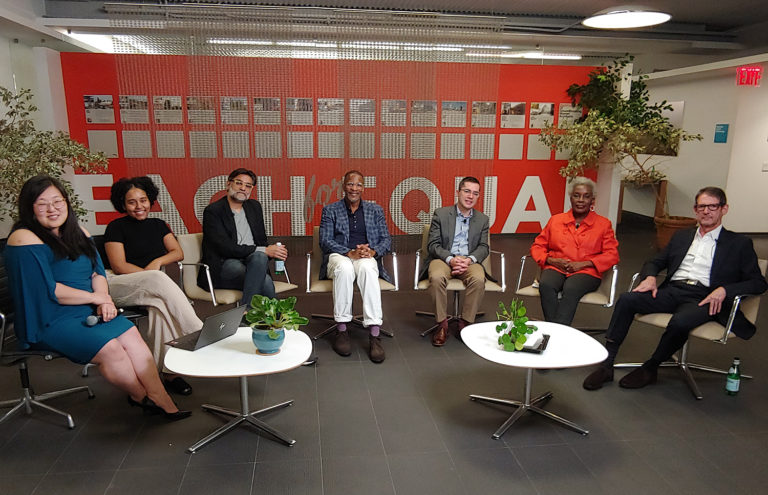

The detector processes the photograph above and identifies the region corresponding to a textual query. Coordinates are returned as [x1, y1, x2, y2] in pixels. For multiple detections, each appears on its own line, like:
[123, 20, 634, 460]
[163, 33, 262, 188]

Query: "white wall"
[0, 36, 67, 238]
[625, 59, 768, 233]
[624, 71, 738, 219]
[724, 75, 768, 232]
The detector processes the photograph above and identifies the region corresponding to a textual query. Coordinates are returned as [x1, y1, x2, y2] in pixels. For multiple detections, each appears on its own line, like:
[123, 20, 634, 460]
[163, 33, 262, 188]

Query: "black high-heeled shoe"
[127, 395, 163, 415]
[127, 396, 191, 421]
[163, 409, 192, 421]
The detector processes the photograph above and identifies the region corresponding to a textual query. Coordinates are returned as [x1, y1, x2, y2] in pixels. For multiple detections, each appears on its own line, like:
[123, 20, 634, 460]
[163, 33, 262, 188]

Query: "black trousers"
[605, 282, 718, 363]
[538, 269, 602, 326]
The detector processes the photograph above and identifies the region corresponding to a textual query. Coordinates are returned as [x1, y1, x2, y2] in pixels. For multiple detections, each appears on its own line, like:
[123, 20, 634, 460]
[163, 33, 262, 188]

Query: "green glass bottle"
[725, 357, 741, 396]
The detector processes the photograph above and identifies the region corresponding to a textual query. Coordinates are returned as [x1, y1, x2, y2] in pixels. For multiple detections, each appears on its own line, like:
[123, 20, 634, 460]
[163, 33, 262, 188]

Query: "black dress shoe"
[582, 366, 614, 390]
[619, 366, 658, 389]
[164, 377, 193, 396]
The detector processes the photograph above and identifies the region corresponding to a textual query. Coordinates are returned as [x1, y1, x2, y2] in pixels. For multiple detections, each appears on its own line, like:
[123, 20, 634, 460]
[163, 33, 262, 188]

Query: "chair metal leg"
[613, 341, 752, 400]
[417, 292, 484, 337]
[81, 363, 96, 377]
[0, 361, 94, 429]
[311, 314, 393, 339]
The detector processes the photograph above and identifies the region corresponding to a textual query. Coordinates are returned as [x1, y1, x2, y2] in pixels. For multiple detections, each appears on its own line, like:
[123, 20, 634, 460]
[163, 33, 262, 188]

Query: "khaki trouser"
[108, 270, 203, 372]
[427, 259, 485, 323]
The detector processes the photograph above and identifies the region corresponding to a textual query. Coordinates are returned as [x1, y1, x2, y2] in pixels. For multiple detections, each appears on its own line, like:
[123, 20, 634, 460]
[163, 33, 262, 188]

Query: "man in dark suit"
[198, 168, 288, 306]
[419, 176, 490, 346]
[319, 170, 392, 363]
[583, 186, 767, 391]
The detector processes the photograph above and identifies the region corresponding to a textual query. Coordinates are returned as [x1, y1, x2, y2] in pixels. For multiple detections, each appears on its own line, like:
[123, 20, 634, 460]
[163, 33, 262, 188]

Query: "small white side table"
[461, 321, 607, 439]
[164, 328, 312, 453]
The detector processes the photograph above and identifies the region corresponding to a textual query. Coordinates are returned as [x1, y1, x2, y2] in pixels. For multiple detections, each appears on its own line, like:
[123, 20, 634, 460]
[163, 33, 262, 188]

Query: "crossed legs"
[221, 251, 275, 305]
[584, 284, 716, 390]
[91, 326, 180, 413]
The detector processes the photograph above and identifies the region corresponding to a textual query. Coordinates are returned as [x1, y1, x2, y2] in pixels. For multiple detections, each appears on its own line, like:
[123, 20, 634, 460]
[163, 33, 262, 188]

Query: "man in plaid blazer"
[319, 170, 392, 363]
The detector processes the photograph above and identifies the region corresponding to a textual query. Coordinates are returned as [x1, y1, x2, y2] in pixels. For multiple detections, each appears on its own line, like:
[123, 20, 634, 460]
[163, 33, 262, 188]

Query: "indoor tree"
[0, 86, 108, 221]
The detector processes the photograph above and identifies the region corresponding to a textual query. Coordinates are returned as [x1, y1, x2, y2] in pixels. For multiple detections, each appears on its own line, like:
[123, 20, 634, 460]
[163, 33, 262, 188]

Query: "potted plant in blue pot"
[244, 295, 308, 355]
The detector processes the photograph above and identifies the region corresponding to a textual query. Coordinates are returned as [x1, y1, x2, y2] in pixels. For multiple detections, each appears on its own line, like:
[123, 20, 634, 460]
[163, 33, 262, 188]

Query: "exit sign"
[736, 66, 762, 86]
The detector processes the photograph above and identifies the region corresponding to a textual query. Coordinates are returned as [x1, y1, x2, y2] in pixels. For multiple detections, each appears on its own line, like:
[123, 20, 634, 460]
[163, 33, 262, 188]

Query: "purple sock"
[337, 322, 347, 332]
[369, 325, 380, 337]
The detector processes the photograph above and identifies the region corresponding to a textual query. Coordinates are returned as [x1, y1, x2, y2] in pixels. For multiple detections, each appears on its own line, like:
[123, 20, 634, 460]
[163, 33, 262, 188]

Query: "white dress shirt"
[670, 225, 723, 287]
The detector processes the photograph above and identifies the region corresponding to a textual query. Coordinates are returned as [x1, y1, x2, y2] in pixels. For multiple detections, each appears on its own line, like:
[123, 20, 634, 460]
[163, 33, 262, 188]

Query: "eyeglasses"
[33, 198, 67, 212]
[460, 188, 480, 197]
[694, 203, 723, 212]
[230, 179, 254, 189]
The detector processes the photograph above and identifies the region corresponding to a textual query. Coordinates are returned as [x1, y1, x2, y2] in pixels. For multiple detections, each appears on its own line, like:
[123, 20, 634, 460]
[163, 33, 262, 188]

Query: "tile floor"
[2, 215, 768, 495]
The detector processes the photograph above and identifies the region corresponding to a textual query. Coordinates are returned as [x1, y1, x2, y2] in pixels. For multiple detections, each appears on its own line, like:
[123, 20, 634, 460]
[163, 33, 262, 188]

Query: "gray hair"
[568, 177, 596, 196]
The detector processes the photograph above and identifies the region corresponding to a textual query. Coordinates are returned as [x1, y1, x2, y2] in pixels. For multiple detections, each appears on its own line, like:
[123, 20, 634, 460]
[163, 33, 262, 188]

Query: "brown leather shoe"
[332, 330, 351, 356]
[369, 336, 385, 363]
[432, 319, 449, 346]
[582, 365, 614, 390]
[619, 366, 657, 389]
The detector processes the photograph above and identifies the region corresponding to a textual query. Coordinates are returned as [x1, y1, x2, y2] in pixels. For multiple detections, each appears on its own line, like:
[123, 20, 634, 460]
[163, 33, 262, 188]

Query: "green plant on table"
[244, 295, 309, 339]
[496, 299, 538, 351]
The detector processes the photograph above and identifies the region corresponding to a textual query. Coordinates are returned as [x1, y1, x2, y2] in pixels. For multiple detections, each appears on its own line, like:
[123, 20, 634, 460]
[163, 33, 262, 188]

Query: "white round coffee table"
[461, 321, 607, 439]
[165, 327, 312, 453]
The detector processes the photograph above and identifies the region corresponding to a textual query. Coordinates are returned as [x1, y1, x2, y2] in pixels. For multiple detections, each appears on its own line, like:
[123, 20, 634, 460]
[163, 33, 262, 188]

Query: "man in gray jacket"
[419, 176, 490, 346]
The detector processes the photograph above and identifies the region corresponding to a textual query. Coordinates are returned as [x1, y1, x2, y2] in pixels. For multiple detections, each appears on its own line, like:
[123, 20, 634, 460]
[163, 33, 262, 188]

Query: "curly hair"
[568, 177, 596, 196]
[110, 176, 159, 213]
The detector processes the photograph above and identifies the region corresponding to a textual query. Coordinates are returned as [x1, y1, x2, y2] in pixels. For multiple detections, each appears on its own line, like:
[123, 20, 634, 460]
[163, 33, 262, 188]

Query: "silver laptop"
[166, 306, 245, 351]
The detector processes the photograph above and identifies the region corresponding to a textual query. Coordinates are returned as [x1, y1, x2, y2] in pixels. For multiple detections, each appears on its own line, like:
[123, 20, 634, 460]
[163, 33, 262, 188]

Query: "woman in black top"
[104, 176, 202, 396]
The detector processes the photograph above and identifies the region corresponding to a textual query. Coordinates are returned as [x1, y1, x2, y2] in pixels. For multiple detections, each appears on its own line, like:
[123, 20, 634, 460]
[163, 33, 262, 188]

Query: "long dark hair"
[13, 175, 97, 262]
[110, 176, 159, 213]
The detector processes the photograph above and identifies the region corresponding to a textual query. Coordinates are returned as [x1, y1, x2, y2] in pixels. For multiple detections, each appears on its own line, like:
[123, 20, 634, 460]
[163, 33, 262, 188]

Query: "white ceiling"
[4, 1, 767, 69]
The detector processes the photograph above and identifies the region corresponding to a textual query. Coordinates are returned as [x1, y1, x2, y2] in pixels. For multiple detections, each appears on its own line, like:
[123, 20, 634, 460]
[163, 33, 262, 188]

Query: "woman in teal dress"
[4, 175, 190, 420]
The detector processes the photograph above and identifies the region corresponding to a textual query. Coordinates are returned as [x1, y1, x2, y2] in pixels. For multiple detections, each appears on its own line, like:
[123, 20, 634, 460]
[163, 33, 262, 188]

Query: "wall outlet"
[763, 162, 768, 172]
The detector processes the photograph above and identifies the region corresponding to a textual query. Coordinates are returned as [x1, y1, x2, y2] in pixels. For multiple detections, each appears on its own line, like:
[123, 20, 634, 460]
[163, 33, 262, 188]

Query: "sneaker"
[369, 336, 385, 363]
[332, 330, 352, 356]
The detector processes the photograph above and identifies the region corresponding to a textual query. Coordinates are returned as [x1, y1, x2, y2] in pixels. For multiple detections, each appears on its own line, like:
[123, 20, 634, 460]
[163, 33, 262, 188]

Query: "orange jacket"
[530, 210, 619, 279]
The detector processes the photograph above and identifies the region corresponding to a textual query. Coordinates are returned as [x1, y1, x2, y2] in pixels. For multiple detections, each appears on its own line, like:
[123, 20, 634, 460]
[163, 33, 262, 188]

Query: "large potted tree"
[538, 56, 702, 248]
[1, 86, 108, 223]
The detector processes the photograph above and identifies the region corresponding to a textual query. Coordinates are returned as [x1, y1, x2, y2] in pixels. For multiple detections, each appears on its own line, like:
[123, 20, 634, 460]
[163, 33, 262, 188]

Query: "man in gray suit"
[419, 176, 490, 346]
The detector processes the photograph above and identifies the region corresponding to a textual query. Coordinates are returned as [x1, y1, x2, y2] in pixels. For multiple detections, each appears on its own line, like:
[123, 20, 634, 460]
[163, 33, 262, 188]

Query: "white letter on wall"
[390, 177, 442, 234]
[257, 176, 306, 236]
[193, 175, 227, 226]
[147, 174, 188, 234]
[501, 176, 552, 233]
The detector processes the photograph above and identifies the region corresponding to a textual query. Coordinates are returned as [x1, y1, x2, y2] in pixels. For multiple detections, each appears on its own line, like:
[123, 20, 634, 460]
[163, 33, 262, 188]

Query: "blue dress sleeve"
[94, 249, 107, 278]
[4, 244, 58, 346]
[87, 236, 107, 277]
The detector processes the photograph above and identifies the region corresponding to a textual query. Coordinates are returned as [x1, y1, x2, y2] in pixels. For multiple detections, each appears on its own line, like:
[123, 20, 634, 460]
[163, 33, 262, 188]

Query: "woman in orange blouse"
[530, 177, 619, 325]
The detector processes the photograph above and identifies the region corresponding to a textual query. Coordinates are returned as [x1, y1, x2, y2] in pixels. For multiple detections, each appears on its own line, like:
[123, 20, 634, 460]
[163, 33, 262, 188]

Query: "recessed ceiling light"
[582, 6, 671, 29]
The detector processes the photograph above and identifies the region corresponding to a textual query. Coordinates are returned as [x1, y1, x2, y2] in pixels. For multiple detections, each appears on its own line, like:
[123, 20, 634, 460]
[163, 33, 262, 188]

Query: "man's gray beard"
[229, 192, 247, 203]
